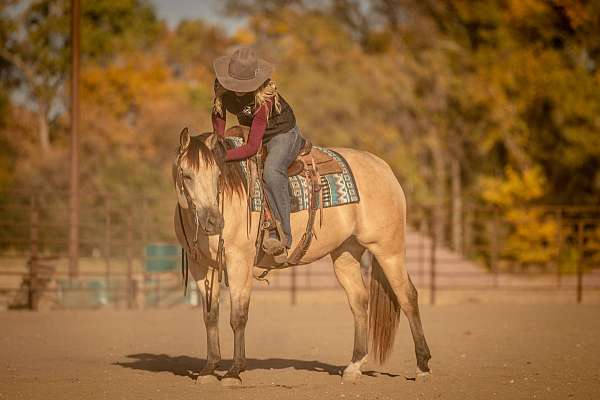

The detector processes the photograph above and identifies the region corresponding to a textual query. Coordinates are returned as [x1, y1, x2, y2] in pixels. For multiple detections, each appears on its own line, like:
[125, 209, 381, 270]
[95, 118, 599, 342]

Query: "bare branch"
[0, 47, 38, 89]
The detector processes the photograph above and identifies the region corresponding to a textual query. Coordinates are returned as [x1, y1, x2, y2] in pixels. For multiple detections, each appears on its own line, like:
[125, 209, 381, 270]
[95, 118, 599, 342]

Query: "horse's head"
[173, 127, 227, 235]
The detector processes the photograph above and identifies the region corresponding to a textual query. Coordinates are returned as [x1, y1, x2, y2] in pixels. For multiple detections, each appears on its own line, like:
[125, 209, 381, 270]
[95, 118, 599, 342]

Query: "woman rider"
[211, 47, 303, 261]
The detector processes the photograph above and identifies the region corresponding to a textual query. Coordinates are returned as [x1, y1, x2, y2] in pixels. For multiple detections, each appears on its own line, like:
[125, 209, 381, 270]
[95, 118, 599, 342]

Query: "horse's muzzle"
[199, 207, 224, 235]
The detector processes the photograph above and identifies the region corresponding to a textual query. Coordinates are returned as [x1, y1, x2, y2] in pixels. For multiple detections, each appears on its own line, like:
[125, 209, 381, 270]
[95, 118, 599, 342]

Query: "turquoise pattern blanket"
[226, 137, 360, 212]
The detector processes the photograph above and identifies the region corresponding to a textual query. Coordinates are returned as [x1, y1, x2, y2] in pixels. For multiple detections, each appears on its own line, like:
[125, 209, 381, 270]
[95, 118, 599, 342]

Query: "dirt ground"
[1, 291, 599, 400]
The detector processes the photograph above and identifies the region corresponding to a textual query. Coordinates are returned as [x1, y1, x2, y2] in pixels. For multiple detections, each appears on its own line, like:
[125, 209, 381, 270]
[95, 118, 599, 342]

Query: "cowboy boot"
[262, 229, 288, 263]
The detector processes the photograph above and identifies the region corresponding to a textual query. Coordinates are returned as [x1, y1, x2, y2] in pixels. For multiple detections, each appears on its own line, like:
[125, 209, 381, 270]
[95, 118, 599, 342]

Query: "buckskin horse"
[172, 128, 431, 386]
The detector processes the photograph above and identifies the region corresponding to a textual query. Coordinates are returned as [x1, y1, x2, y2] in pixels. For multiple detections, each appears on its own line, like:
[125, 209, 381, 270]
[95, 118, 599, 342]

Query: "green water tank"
[144, 243, 180, 272]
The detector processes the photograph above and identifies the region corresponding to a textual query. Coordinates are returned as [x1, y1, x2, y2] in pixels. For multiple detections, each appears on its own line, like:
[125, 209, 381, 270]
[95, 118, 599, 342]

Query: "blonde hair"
[213, 79, 282, 121]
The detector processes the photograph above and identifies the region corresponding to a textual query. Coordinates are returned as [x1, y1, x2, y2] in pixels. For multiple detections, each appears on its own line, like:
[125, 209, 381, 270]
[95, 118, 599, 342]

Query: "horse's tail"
[368, 254, 401, 364]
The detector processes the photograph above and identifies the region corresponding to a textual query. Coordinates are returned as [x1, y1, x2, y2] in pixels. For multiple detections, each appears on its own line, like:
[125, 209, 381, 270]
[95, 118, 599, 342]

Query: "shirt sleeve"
[225, 100, 272, 161]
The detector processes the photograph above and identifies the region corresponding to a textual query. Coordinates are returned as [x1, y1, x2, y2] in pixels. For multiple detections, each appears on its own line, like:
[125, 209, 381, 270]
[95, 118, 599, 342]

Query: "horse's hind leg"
[331, 238, 369, 383]
[368, 248, 431, 377]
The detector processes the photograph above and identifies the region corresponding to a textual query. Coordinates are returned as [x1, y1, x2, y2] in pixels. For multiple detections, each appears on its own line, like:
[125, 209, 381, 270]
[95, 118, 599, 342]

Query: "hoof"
[221, 376, 242, 387]
[197, 374, 219, 385]
[341, 357, 366, 384]
[415, 368, 432, 383]
[341, 369, 362, 384]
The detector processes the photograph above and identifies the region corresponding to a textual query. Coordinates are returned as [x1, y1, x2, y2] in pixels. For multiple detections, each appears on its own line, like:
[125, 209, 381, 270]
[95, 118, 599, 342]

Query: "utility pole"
[68, 0, 80, 279]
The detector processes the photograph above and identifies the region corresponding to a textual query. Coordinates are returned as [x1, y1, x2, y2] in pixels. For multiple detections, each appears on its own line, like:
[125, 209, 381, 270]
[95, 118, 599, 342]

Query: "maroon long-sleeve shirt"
[212, 99, 273, 161]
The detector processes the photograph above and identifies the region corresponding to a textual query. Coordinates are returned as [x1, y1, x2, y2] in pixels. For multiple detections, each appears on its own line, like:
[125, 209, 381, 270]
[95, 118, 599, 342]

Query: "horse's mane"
[180, 133, 247, 198]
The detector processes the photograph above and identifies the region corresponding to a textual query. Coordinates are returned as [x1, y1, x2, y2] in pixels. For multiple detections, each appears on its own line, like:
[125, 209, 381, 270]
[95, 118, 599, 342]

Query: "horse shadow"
[114, 353, 403, 380]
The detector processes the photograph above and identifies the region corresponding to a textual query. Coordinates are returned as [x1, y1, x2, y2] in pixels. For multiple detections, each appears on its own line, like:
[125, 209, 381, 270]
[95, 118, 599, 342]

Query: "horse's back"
[326, 146, 407, 241]
[327, 147, 404, 197]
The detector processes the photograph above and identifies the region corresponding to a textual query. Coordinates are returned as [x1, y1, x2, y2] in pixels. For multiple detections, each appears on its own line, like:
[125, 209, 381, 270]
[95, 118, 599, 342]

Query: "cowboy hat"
[213, 47, 274, 93]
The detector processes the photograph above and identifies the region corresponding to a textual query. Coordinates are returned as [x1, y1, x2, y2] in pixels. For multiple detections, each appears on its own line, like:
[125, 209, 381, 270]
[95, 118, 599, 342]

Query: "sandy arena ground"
[1, 291, 599, 400]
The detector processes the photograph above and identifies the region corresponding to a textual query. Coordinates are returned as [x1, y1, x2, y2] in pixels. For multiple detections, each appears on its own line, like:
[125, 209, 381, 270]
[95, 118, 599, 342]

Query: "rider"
[211, 46, 303, 260]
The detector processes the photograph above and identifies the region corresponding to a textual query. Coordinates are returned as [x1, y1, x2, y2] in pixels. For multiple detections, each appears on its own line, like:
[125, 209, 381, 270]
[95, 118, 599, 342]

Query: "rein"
[176, 151, 226, 313]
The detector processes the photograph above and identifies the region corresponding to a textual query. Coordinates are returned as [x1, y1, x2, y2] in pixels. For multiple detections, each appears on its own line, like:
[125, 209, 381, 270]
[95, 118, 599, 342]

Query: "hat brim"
[213, 55, 274, 93]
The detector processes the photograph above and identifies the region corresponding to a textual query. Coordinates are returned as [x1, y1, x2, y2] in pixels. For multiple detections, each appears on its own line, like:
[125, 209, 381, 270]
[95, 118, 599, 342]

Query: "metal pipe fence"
[0, 190, 599, 310]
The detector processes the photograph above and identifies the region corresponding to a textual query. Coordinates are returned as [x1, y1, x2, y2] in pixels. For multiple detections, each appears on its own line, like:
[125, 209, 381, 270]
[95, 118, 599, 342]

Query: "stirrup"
[272, 248, 288, 264]
[262, 236, 286, 255]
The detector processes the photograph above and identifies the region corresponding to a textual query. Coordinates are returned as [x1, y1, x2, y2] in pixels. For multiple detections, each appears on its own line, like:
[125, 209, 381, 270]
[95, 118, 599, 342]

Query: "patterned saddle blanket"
[226, 137, 360, 212]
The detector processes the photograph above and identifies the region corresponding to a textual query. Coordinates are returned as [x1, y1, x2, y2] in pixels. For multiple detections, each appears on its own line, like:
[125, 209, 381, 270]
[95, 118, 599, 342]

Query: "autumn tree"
[0, 0, 162, 154]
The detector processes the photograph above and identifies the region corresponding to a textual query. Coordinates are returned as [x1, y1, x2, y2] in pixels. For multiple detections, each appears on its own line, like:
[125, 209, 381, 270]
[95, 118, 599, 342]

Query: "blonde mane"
[176, 133, 247, 198]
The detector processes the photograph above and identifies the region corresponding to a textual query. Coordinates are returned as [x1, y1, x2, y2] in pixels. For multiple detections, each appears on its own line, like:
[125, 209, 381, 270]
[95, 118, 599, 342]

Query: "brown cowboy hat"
[213, 47, 274, 93]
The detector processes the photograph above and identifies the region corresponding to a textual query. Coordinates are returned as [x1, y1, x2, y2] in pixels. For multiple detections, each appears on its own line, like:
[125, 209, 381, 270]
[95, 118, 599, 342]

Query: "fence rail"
[0, 191, 599, 309]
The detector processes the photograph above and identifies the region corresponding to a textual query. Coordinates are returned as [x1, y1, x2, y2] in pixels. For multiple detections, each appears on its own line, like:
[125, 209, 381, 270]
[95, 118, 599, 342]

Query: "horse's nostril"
[201, 210, 221, 233]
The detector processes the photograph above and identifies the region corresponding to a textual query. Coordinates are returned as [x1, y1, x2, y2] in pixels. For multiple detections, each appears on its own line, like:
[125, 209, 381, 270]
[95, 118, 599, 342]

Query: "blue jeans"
[263, 126, 303, 248]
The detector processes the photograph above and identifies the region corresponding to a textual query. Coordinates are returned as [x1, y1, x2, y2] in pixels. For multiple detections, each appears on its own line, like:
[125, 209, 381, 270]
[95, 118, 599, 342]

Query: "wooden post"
[104, 197, 111, 301]
[451, 158, 462, 253]
[429, 212, 436, 306]
[142, 198, 149, 309]
[68, 0, 80, 280]
[491, 208, 500, 287]
[291, 266, 297, 305]
[29, 195, 39, 311]
[576, 221, 584, 304]
[126, 213, 134, 309]
[555, 209, 562, 288]
[463, 204, 473, 257]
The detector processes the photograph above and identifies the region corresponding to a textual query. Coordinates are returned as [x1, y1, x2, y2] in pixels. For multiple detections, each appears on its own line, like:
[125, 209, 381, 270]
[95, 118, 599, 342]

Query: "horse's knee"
[204, 307, 219, 325]
[230, 311, 248, 331]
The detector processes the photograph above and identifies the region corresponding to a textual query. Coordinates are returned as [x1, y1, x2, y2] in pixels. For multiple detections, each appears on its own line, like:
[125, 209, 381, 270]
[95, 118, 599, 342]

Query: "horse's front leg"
[192, 261, 222, 383]
[221, 255, 253, 387]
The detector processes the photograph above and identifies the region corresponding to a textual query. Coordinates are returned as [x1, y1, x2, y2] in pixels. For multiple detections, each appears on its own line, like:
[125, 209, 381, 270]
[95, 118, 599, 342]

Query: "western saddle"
[224, 125, 341, 266]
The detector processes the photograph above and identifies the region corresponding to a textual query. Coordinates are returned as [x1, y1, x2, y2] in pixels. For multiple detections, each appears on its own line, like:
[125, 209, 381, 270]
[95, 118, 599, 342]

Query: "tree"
[0, 0, 162, 154]
[0, 0, 69, 153]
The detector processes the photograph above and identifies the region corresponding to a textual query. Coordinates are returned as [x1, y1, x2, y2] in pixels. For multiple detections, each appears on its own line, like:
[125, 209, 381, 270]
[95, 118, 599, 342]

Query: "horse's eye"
[183, 174, 192, 181]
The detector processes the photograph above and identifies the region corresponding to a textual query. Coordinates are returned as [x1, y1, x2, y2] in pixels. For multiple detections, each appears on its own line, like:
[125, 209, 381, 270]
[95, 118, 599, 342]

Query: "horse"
[172, 128, 431, 386]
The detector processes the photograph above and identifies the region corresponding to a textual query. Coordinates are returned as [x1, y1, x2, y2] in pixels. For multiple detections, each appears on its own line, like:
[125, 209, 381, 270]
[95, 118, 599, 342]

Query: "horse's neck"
[222, 193, 255, 245]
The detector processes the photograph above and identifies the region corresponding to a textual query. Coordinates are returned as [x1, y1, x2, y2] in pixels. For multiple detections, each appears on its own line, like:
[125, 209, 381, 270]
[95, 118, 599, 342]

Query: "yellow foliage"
[481, 166, 546, 206]
[504, 208, 558, 264]
[481, 166, 556, 264]
[507, 0, 548, 20]
[81, 52, 179, 118]
[232, 27, 256, 45]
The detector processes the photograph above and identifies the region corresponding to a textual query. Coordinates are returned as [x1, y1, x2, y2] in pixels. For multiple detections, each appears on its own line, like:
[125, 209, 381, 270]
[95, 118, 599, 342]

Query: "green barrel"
[144, 243, 180, 272]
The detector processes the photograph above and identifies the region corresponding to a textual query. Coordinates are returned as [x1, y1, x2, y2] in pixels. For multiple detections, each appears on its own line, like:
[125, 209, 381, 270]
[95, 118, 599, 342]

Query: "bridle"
[175, 148, 226, 313]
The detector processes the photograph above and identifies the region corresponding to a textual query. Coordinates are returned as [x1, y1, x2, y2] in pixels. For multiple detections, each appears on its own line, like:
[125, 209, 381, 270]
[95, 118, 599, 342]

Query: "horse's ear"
[205, 132, 220, 150]
[179, 127, 190, 155]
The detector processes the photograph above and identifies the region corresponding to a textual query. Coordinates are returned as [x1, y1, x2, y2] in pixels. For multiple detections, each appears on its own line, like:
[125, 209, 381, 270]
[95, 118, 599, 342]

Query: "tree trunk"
[451, 158, 462, 253]
[37, 105, 50, 154]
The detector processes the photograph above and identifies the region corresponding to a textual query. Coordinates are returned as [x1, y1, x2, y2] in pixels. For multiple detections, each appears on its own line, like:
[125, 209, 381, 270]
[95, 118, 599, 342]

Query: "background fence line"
[0, 190, 599, 310]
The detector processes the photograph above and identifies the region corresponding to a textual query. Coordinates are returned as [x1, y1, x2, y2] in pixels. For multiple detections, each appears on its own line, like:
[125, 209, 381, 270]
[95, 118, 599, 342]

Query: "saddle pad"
[226, 137, 360, 212]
